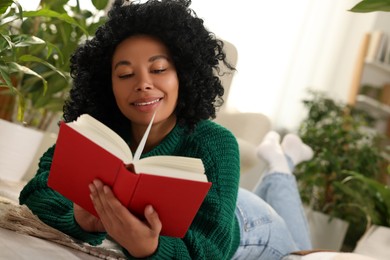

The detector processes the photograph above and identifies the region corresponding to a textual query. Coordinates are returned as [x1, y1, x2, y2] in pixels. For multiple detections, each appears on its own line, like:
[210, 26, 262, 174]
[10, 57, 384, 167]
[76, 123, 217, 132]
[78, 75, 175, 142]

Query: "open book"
[48, 113, 211, 238]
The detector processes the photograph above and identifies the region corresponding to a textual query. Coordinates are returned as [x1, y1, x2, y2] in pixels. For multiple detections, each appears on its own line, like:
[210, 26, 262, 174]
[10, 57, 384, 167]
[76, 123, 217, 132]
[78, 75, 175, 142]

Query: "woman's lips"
[133, 98, 162, 106]
[131, 97, 162, 112]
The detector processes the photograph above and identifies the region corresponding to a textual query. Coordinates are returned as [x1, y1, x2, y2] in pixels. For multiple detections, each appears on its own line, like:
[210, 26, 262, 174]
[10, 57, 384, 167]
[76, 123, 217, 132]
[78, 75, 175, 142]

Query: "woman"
[20, 0, 312, 258]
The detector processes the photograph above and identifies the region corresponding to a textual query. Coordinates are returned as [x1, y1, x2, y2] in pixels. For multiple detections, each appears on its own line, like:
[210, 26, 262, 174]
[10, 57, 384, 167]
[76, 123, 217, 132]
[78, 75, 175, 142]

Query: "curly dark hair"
[64, 0, 234, 133]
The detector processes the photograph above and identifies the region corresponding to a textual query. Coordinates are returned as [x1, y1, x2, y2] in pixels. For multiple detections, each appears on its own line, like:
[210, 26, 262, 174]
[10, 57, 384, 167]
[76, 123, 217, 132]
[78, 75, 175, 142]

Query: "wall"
[20, 0, 389, 132]
[192, 0, 385, 131]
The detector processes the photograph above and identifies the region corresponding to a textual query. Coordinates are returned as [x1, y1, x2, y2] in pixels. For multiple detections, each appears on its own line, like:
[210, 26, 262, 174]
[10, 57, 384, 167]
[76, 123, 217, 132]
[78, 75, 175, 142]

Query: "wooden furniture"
[349, 32, 390, 138]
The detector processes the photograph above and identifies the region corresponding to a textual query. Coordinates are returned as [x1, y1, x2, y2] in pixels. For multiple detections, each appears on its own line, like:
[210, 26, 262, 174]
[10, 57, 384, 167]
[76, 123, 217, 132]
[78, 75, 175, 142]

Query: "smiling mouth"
[133, 98, 162, 106]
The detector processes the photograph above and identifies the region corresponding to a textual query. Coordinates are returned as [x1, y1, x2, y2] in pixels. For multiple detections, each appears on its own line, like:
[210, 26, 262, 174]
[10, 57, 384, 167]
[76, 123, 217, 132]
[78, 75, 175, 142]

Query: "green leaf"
[92, 0, 109, 10]
[0, 0, 13, 15]
[350, 0, 390, 13]
[0, 63, 25, 121]
[16, 91, 25, 122]
[13, 0, 23, 20]
[18, 54, 66, 80]
[43, 98, 65, 111]
[33, 95, 65, 109]
[0, 15, 18, 27]
[0, 65, 15, 93]
[0, 33, 14, 50]
[23, 9, 89, 36]
[344, 171, 390, 218]
[0, 0, 23, 20]
[13, 35, 46, 47]
[42, 0, 69, 11]
[8, 62, 48, 95]
[46, 41, 64, 63]
[23, 70, 69, 96]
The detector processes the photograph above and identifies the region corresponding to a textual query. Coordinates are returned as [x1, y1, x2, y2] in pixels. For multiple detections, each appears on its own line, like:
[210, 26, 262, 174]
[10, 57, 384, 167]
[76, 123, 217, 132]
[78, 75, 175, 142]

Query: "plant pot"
[0, 90, 15, 121]
[22, 131, 57, 181]
[304, 207, 349, 251]
[354, 225, 390, 260]
[0, 119, 45, 182]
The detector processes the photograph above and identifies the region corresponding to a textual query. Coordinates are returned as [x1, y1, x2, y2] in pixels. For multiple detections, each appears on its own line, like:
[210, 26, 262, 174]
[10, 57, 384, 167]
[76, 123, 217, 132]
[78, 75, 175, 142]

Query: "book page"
[133, 111, 156, 161]
[133, 156, 207, 182]
[68, 115, 133, 163]
[66, 113, 207, 183]
[70, 112, 157, 164]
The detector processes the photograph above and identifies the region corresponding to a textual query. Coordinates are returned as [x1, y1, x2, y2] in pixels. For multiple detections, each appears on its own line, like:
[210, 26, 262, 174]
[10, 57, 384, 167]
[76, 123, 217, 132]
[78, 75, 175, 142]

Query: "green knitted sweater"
[19, 119, 241, 259]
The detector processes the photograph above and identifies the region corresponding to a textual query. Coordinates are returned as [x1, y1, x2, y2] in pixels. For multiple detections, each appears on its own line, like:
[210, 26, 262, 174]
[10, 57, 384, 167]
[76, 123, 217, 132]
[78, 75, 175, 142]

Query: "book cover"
[48, 116, 211, 238]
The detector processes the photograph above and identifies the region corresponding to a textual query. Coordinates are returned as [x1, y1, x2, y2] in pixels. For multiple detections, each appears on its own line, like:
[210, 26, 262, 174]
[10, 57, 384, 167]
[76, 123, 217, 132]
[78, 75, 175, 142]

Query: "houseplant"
[295, 90, 389, 250]
[0, 0, 109, 181]
[350, 0, 390, 12]
[301, 2, 390, 251]
[0, 0, 108, 130]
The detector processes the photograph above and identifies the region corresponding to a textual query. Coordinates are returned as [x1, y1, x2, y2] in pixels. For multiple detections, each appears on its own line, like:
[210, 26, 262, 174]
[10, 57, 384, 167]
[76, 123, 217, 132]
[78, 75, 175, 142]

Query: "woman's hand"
[89, 179, 162, 258]
[73, 203, 105, 232]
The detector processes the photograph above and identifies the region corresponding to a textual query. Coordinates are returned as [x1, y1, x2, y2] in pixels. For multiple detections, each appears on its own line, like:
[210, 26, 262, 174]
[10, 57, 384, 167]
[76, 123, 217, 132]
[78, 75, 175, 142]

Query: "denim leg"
[232, 188, 298, 260]
[252, 169, 312, 250]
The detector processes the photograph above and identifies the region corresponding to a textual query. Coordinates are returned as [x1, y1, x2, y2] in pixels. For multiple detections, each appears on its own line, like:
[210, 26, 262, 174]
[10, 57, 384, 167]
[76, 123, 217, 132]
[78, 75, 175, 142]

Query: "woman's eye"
[152, 68, 166, 74]
[118, 74, 133, 79]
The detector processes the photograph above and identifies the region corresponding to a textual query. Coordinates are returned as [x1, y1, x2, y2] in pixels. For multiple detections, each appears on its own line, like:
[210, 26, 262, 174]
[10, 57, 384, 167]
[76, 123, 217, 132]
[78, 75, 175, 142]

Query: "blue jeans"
[232, 171, 312, 259]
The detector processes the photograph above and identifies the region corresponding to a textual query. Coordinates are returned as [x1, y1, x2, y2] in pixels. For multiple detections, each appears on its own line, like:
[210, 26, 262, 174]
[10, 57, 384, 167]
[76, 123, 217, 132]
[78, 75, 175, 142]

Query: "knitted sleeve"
[19, 146, 106, 245]
[124, 121, 241, 259]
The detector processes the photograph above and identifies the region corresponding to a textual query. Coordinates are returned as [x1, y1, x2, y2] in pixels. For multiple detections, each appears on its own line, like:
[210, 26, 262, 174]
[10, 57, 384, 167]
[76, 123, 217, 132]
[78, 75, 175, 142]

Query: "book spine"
[112, 164, 140, 209]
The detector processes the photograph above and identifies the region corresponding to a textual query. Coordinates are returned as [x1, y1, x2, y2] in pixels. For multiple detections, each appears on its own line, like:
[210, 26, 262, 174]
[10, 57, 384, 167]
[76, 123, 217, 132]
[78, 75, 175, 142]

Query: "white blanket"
[0, 179, 125, 260]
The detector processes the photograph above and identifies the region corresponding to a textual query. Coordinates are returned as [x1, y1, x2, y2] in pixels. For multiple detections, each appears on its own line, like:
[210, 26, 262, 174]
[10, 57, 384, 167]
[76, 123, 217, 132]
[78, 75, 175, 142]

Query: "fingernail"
[146, 205, 154, 214]
[93, 179, 100, 186]
[89, 183, 95, 192]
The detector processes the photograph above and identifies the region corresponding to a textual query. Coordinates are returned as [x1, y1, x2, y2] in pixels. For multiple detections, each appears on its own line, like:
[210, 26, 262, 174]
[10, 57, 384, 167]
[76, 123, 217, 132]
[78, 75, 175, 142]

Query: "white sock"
[281, 133, 314, 166]
[256, 131, 291, 174]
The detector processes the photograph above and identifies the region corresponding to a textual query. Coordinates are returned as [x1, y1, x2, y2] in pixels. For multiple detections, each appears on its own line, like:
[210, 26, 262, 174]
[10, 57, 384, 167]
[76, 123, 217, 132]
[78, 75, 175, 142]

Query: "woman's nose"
[135, 72, 153, 91]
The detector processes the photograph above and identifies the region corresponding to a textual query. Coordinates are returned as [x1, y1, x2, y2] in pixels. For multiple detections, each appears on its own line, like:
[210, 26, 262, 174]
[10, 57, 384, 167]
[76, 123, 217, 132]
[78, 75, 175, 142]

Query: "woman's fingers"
[89, 179, 161, 238]
[89, 179, 137, 224]
[144, 205, 162, 235]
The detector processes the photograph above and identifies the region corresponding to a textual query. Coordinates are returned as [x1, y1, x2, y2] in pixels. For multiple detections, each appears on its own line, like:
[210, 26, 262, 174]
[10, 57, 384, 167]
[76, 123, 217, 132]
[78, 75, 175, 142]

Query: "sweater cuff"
[56, 210, 106, 246]
[123, 236, 177, 259]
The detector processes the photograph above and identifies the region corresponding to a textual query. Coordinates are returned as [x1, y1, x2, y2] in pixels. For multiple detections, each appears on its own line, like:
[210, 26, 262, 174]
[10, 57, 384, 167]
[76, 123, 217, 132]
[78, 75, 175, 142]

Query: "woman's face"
[111, 35, 179, 127]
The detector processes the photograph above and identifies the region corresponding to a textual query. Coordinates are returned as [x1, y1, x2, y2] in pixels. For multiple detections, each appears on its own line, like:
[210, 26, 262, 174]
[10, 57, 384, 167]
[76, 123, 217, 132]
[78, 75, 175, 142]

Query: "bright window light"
[17, 0, 97, 11]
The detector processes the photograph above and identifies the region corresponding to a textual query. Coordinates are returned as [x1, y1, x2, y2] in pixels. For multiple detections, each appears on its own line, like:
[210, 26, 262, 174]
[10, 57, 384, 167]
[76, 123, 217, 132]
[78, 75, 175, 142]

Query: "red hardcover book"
[48, 114, 211, 238]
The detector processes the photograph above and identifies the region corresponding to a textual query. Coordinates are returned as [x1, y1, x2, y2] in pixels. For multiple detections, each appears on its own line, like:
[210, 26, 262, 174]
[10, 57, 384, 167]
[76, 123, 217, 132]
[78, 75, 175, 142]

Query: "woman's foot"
[281, 134, 313, 166]
[256, 131, 290, 174]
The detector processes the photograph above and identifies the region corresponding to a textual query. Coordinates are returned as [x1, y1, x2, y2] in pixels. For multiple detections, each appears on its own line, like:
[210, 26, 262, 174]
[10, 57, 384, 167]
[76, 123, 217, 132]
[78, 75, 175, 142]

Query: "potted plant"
[295, 90, 389, 251]
[347, 1, 390, 254]
[0, 0, 108, 181]
[0, 0, 108, 130]
[345, 167, 390, 258]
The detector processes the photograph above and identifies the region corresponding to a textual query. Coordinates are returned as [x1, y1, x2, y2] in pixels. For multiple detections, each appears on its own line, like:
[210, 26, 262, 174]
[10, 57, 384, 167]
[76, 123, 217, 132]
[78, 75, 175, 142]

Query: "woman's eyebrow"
[114, 55, 169, 70]
[114, 60, 131, 70]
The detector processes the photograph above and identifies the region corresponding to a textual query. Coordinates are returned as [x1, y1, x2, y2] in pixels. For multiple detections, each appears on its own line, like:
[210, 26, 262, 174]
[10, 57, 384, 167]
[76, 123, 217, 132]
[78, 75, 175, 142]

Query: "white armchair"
[215, 39, 272, 190]
[213, 112, 271, 174]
